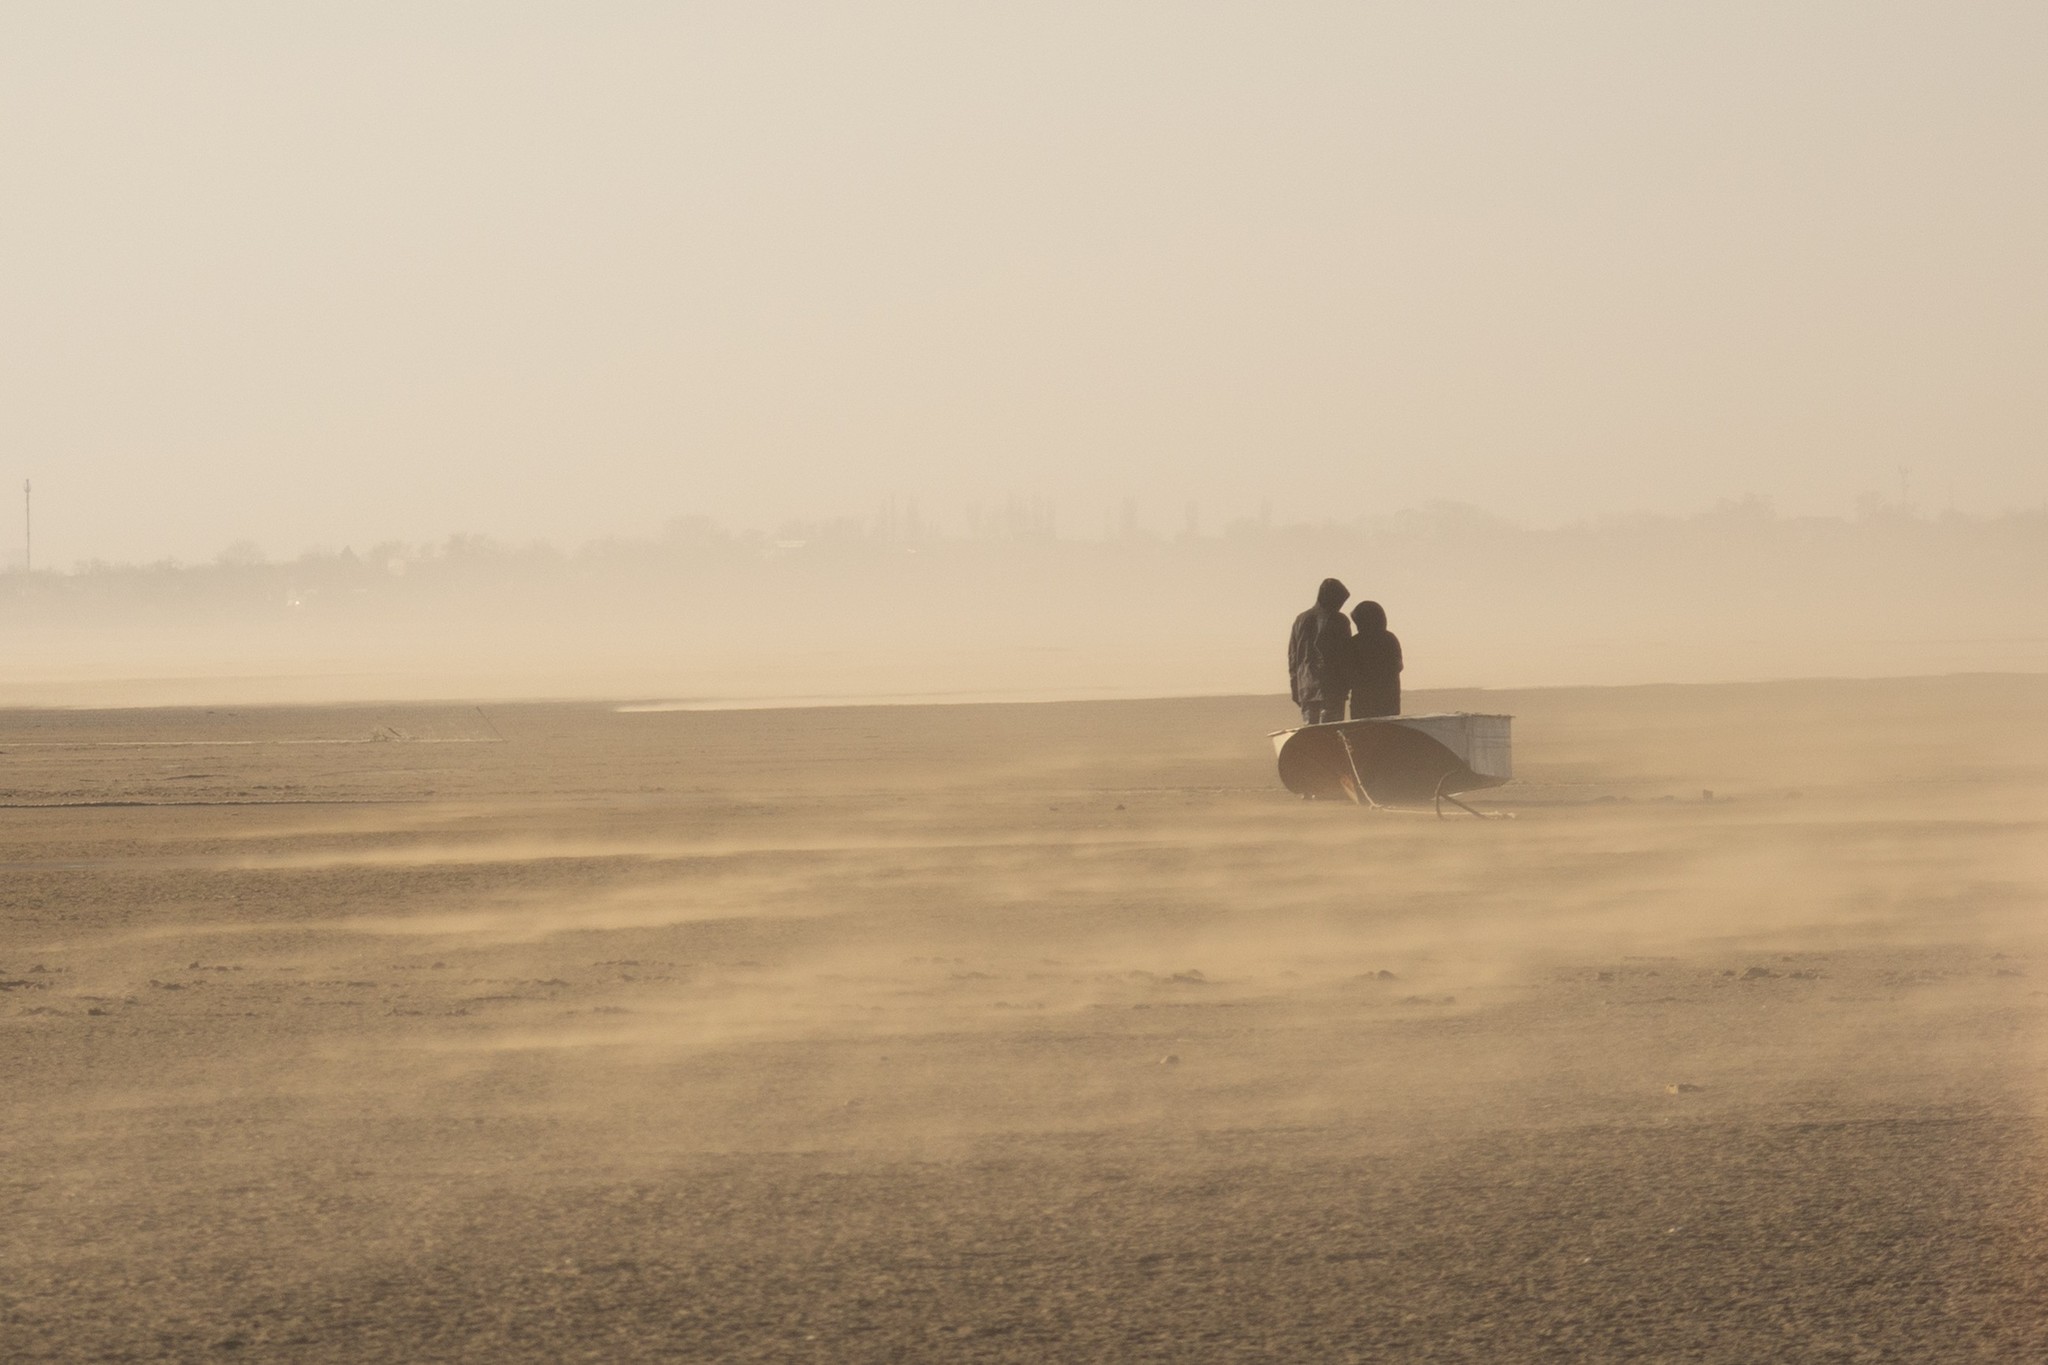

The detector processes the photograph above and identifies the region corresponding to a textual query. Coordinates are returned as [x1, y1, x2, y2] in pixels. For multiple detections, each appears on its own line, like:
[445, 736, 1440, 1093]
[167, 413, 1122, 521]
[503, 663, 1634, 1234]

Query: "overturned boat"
[1270, 713, 1513, 814]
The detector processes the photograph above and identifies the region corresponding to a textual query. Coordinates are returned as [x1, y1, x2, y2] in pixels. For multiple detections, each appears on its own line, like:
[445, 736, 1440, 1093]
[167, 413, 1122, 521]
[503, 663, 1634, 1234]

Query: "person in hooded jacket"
[1288, 578, 1352, 724]
[1346, 600, 1403, 719]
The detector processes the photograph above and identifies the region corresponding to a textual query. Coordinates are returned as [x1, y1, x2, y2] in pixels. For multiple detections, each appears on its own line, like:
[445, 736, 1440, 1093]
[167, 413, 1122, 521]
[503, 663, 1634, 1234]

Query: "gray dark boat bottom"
[1270, 713, 1513, 812]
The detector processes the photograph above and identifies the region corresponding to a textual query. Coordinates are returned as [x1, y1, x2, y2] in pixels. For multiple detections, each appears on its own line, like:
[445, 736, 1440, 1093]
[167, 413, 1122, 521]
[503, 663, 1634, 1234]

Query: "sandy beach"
[5, 674, 2047, 1361]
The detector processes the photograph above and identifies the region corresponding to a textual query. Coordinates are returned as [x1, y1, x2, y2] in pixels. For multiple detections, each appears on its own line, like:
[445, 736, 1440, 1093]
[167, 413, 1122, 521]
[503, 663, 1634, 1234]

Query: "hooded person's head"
[1315, 578, 1349, 612]
[1351, 600, 1387, 633]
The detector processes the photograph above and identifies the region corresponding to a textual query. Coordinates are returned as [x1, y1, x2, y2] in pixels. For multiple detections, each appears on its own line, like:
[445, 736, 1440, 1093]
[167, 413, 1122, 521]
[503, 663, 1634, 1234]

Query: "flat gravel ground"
[4, 677, 2046, 1362]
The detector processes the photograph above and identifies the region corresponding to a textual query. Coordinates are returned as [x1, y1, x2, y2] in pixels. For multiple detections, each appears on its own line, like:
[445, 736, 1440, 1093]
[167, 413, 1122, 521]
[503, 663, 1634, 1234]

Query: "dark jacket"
[1346, 600, 1403, 718]
[1288, 578, 1352, 707]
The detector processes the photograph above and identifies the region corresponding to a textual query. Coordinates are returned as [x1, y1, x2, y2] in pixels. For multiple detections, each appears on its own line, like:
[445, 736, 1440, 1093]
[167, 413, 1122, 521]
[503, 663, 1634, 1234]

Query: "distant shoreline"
[0, 669, 2042, 716]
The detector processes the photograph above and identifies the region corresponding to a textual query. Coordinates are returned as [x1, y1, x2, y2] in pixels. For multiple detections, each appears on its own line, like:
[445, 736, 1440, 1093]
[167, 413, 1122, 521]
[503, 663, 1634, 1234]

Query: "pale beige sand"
[4, 676, 2047, 1361]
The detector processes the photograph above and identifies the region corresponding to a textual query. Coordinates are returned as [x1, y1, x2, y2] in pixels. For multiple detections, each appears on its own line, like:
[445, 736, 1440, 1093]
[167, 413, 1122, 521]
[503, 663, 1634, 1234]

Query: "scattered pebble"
[1159, 1054, 1180, 1066]
[1665, 1083, 1704, 1094]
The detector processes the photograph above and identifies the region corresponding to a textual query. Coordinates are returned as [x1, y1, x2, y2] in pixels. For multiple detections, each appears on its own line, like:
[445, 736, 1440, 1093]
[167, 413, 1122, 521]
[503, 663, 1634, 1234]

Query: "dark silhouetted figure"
[1347, 600, 1403, 719]
[1288, 578, 1352, 724]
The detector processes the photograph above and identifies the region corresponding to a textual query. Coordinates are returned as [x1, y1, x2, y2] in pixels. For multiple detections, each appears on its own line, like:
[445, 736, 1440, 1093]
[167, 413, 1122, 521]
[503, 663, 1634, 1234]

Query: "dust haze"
[6, 679, 2048, 1359]
[8, 1, 2048, 1357]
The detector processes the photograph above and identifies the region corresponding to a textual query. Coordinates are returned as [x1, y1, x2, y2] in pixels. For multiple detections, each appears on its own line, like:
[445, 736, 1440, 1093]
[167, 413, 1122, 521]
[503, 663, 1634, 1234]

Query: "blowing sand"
[4, 675, 2047, 1361]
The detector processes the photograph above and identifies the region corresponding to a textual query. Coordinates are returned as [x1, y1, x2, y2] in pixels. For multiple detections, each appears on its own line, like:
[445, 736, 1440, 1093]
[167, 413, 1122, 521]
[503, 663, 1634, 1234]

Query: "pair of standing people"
[1287, 577, 1403, 725]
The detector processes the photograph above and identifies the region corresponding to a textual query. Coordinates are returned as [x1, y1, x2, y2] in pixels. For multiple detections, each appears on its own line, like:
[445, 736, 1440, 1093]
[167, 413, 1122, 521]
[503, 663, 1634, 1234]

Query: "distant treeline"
[11, 498, 2046, 611]
[7, 500, 2044, 698]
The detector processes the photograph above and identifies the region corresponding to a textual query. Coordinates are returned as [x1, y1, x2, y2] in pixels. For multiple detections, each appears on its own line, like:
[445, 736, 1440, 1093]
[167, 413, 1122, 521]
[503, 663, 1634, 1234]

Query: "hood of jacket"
[1315, 578, 1350, 612]
[1351, 600, 1387, 633]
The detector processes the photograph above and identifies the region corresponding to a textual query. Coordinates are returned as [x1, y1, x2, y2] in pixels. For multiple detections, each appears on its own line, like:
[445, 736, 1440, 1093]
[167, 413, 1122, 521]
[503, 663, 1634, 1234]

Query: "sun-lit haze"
[6, 1, 2047, 570]
[10, 12, 2048, 1356]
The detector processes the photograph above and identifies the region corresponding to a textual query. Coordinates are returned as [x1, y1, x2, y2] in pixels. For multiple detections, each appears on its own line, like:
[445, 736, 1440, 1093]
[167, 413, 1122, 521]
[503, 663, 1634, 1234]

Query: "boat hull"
[1269, 713, 1512, 805]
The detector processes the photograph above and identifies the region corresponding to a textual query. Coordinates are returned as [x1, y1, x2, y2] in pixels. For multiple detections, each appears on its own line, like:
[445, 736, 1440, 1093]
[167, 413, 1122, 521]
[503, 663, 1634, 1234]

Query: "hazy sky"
[5, 2, 2045, 565]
